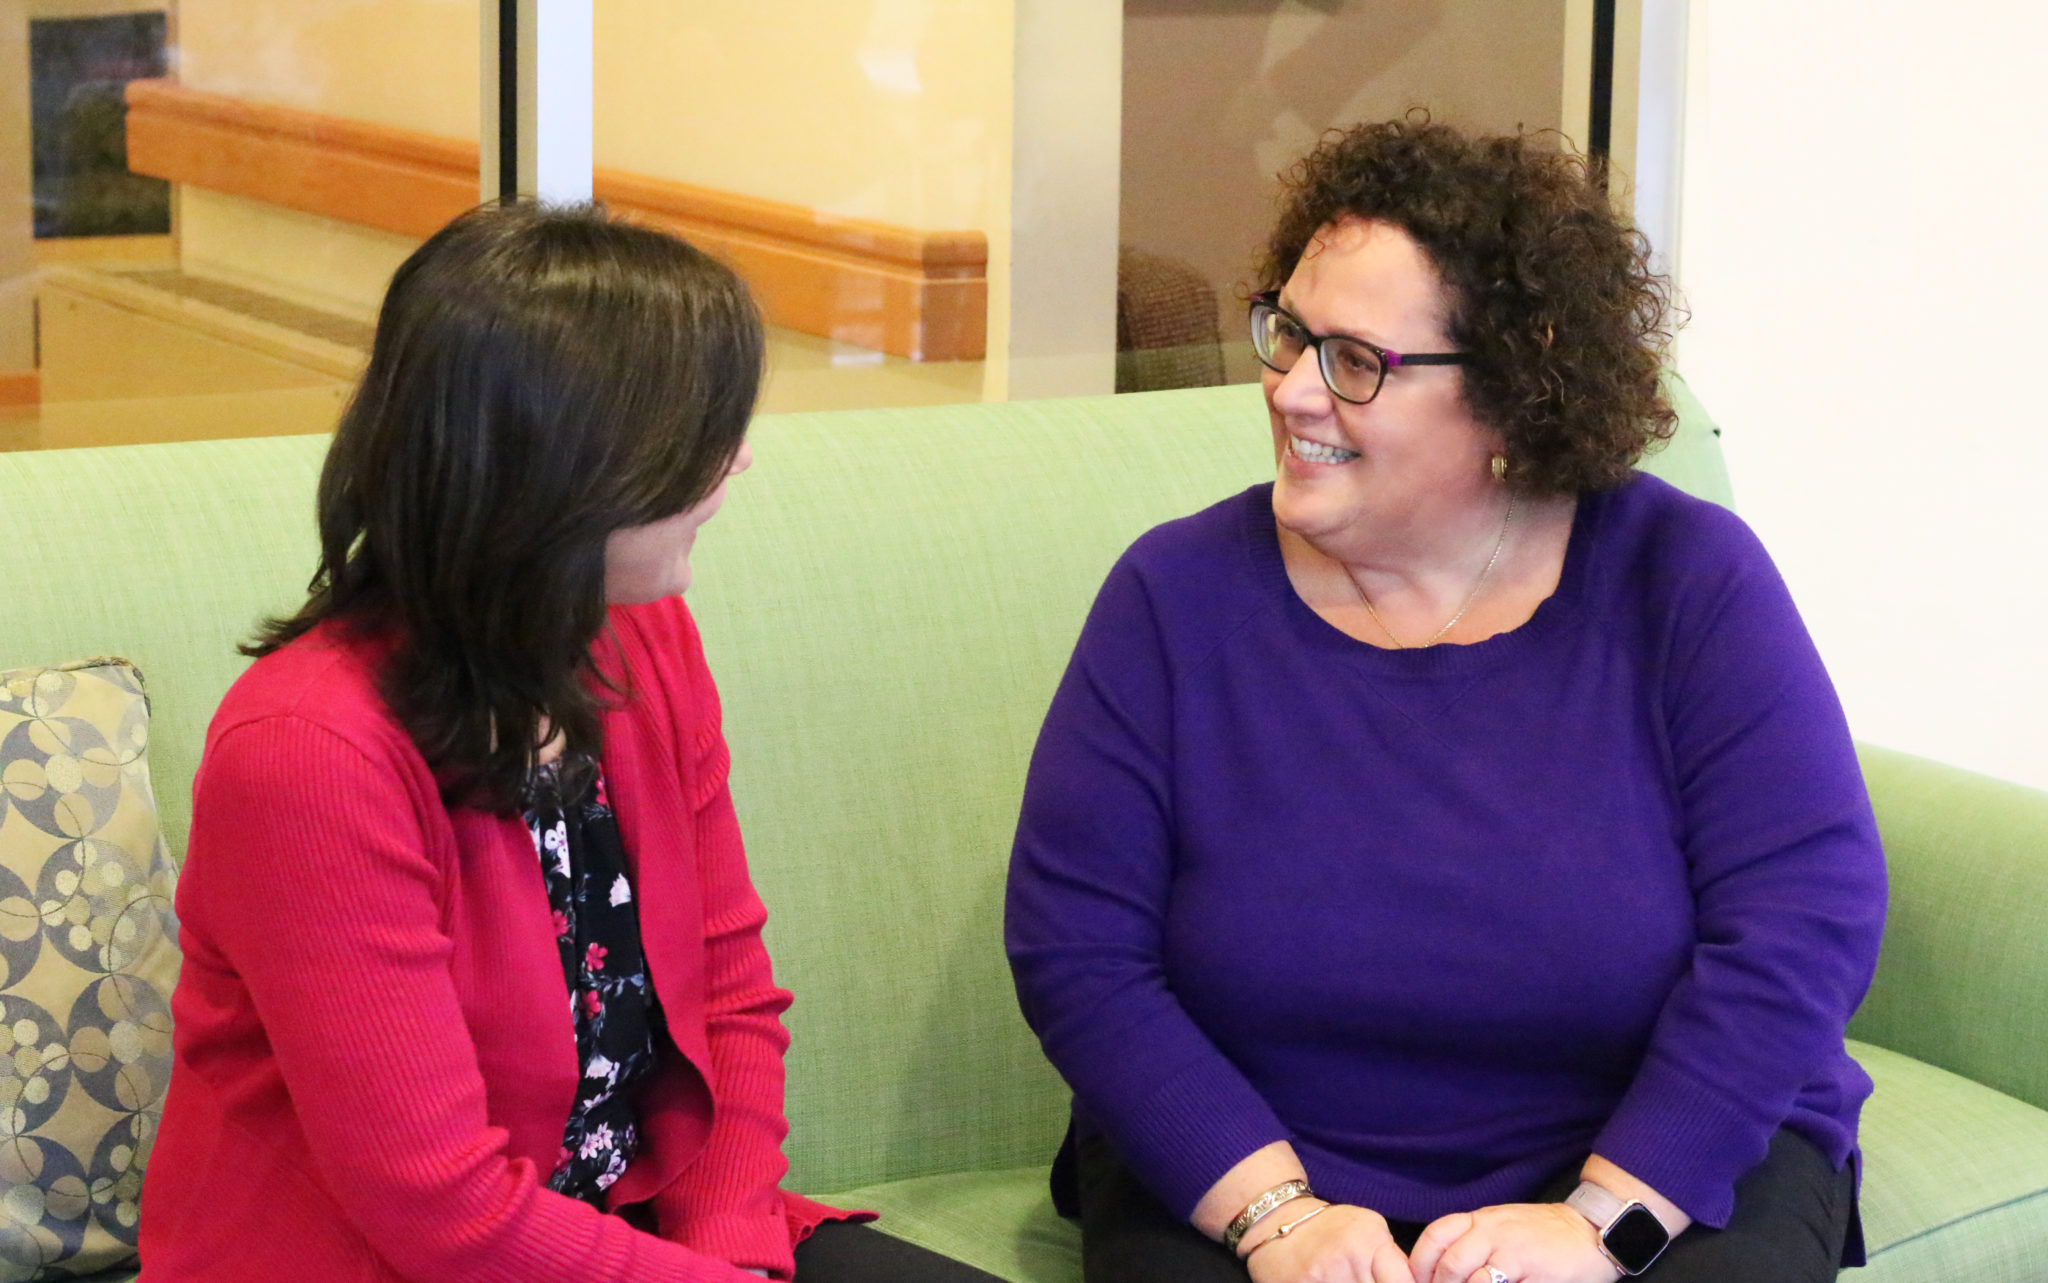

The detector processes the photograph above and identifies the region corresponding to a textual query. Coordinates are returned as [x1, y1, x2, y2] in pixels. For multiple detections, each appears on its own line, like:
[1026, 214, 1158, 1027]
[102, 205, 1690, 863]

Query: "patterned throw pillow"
[0, 660, 178, 1280]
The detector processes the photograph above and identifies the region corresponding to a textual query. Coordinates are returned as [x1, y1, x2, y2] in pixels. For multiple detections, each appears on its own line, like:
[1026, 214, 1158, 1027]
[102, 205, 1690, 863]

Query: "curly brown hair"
[1259, 118, 1676, 494]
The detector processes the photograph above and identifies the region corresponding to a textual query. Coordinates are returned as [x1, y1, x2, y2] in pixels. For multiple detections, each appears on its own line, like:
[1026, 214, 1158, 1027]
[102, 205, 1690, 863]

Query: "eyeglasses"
[1248, 292, 1466, 405]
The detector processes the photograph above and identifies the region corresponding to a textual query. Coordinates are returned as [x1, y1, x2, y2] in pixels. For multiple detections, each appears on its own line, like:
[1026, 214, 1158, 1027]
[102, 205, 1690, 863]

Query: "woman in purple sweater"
[1005, 121, 1886, 1283]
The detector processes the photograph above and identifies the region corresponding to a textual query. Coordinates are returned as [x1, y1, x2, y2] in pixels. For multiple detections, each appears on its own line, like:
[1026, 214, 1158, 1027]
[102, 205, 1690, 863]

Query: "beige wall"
[1, 0, 32, 373]
[177, 0, 478, 136]
[166, 0, 1019, 368]
[178, 0, 1015, 233]
[1121, 0, 1571, 380]
[171, 0, 472, 318]
[596, 1, 1011, 233]
[594, 0, 1015, 386]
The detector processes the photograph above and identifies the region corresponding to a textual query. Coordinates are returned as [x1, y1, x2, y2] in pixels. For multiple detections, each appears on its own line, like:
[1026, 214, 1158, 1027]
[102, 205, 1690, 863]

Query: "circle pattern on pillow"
[0, 660, 176, 1280]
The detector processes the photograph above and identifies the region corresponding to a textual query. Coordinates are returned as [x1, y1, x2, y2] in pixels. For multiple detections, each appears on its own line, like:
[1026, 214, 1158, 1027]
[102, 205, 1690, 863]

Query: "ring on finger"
[1482, 1268, 1509, 1283]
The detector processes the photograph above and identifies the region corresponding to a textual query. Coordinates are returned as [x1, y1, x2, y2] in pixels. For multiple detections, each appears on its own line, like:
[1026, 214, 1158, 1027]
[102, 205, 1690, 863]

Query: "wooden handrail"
[123, 80, 987, 361]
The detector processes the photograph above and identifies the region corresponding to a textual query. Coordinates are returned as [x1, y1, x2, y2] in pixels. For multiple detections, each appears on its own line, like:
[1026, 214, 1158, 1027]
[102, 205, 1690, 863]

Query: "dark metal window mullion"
[497, 0, 518, 202]
[1589, 0, 1617, 191]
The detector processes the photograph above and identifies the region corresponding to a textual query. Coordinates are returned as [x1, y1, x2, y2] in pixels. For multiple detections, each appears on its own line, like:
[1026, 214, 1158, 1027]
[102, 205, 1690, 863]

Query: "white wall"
[1674, 2, 2048, 789]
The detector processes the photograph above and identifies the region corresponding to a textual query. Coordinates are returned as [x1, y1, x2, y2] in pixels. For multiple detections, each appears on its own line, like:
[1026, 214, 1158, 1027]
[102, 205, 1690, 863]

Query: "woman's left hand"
[1406, 1203, 1622, 1283]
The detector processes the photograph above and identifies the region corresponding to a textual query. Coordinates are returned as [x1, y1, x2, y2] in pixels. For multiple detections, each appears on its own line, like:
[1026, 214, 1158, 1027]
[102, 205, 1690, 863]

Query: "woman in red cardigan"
[140, 203, 996, 1283]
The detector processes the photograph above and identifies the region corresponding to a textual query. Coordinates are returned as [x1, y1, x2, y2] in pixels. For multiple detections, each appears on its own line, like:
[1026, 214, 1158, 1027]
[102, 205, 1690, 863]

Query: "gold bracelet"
[1244, 1201, 1331, 1257]
[1222, 1179, 1313, 1254]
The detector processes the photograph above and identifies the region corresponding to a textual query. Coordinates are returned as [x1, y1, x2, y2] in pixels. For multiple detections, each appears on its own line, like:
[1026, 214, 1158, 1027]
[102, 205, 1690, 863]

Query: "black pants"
[794, 1220, 1006, 1283]
[1077, 1130, 1856, 1283]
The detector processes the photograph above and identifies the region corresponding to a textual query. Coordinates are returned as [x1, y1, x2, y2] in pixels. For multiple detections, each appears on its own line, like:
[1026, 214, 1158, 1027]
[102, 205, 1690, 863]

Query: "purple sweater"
[1005, 475, 1886, 1236]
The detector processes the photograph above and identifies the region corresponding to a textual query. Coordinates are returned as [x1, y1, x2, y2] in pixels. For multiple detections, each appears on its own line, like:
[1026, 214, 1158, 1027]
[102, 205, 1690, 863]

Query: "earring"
[1490, 454, 1507, 483]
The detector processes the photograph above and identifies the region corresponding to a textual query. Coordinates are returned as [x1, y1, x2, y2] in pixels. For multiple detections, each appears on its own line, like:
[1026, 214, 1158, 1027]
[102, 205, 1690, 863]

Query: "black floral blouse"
[523, 757, 661, 1206]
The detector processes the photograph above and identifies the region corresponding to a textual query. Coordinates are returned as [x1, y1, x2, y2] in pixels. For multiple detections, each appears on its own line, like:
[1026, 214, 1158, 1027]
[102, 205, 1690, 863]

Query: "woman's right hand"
[1244, 1202, 1412, 1283]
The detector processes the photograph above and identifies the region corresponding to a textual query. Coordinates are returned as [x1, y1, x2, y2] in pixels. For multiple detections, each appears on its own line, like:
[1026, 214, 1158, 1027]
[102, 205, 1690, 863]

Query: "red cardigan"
[141, 599, 845, 1282]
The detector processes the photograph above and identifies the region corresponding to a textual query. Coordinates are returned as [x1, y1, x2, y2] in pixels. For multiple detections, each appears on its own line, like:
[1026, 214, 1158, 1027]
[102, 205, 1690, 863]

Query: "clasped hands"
[1241, 1198, 1622, 1283]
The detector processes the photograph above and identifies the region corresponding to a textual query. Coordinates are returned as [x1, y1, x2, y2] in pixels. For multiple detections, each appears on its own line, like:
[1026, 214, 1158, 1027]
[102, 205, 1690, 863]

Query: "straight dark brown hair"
[250, 201, 764, 811]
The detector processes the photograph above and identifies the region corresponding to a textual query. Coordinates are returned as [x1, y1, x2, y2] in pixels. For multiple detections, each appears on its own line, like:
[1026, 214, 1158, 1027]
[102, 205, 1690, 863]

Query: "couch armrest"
[1849, 743, 2048, 1113]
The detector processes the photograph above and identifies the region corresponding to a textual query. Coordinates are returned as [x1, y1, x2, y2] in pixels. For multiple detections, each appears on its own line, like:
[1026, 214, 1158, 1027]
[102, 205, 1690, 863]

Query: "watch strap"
[1566, 1179, 1626, 1228]
[1565, 1180, 1670, 1276]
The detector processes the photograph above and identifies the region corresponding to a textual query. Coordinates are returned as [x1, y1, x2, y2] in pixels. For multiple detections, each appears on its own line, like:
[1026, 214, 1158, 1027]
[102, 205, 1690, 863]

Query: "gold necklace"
[1344, 495, 1516, 649]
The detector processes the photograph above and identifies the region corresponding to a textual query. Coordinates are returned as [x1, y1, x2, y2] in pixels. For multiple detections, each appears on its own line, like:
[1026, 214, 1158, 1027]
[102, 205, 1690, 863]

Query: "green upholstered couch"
[3, 381, 2046, 1281]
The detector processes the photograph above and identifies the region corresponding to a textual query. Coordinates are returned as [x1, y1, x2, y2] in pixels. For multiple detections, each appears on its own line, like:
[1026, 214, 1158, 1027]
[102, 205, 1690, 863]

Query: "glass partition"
[2, 1, 1621, 449]
[1117, 0, 1586, 396]
[4, 0, 479, 451]
[591, 1, 1061, 414]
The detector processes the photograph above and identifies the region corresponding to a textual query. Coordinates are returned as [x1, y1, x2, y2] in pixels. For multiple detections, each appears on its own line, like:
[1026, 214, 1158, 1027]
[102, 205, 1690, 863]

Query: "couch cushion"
[692, 387, 1281, 1199]
[0, 436, 328, 870]
[1853, 1039, 2048, 1281]
[820, 1041, 2048, 1283]
[0, 660, 178, 1280]
[1850, 745, 2048, 1123]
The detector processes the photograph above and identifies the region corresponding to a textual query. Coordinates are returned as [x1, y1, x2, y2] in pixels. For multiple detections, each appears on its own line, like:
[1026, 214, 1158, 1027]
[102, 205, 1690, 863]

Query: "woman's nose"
[1269, 351, 1333, 417]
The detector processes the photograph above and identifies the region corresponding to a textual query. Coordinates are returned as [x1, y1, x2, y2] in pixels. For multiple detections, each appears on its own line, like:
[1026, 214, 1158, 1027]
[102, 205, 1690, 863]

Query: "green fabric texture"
[1850, 744, 2048, 1116]
[1652, 371, 1734, 507]
[1853, 1040, 2048, 1281]
[686, 386, 1274, 1195]
[0, 436, 328, 868]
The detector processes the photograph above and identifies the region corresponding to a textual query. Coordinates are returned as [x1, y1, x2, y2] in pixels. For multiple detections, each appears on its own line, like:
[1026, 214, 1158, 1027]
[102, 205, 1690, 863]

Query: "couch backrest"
[0, 434, 329, 862]
[0, 376, 1731, 1196]
[690, 378, 1728, 1193]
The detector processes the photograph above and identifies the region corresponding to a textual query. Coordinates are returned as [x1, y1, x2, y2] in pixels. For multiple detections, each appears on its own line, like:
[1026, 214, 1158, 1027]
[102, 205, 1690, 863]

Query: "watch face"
[1604, 1204, 1671, 1274]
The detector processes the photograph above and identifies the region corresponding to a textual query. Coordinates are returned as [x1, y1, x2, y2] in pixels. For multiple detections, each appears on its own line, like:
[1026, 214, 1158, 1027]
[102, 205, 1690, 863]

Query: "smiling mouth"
[1289, 434, 1360, 465]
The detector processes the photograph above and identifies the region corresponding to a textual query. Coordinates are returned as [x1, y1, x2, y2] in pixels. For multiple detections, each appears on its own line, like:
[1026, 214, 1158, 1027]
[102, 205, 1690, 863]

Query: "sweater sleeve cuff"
[673, 1210, 795, 1279]
[1592, 1052, 1778, 1229]
[1094, 1052, 1291, 1222]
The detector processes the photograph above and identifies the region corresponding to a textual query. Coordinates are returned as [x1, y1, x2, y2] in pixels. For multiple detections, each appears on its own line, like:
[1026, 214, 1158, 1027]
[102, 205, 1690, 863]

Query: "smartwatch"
[1565, 1181, 1672, 1276]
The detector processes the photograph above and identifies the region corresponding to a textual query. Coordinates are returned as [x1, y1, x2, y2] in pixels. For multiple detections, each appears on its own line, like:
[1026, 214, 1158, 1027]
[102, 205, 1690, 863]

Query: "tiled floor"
[1, 238, 995, 452]
[0, 404, 39, 452]
[4, 310, 989, 454]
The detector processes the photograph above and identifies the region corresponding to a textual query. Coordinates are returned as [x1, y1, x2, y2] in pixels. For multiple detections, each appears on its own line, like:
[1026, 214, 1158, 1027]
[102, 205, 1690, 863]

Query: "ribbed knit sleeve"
[646, 616, 802, 1277]
[1005, 555, 1291, 1220]
[1590, 511, 1887, 1228]
[183, 711, 760, 1283]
